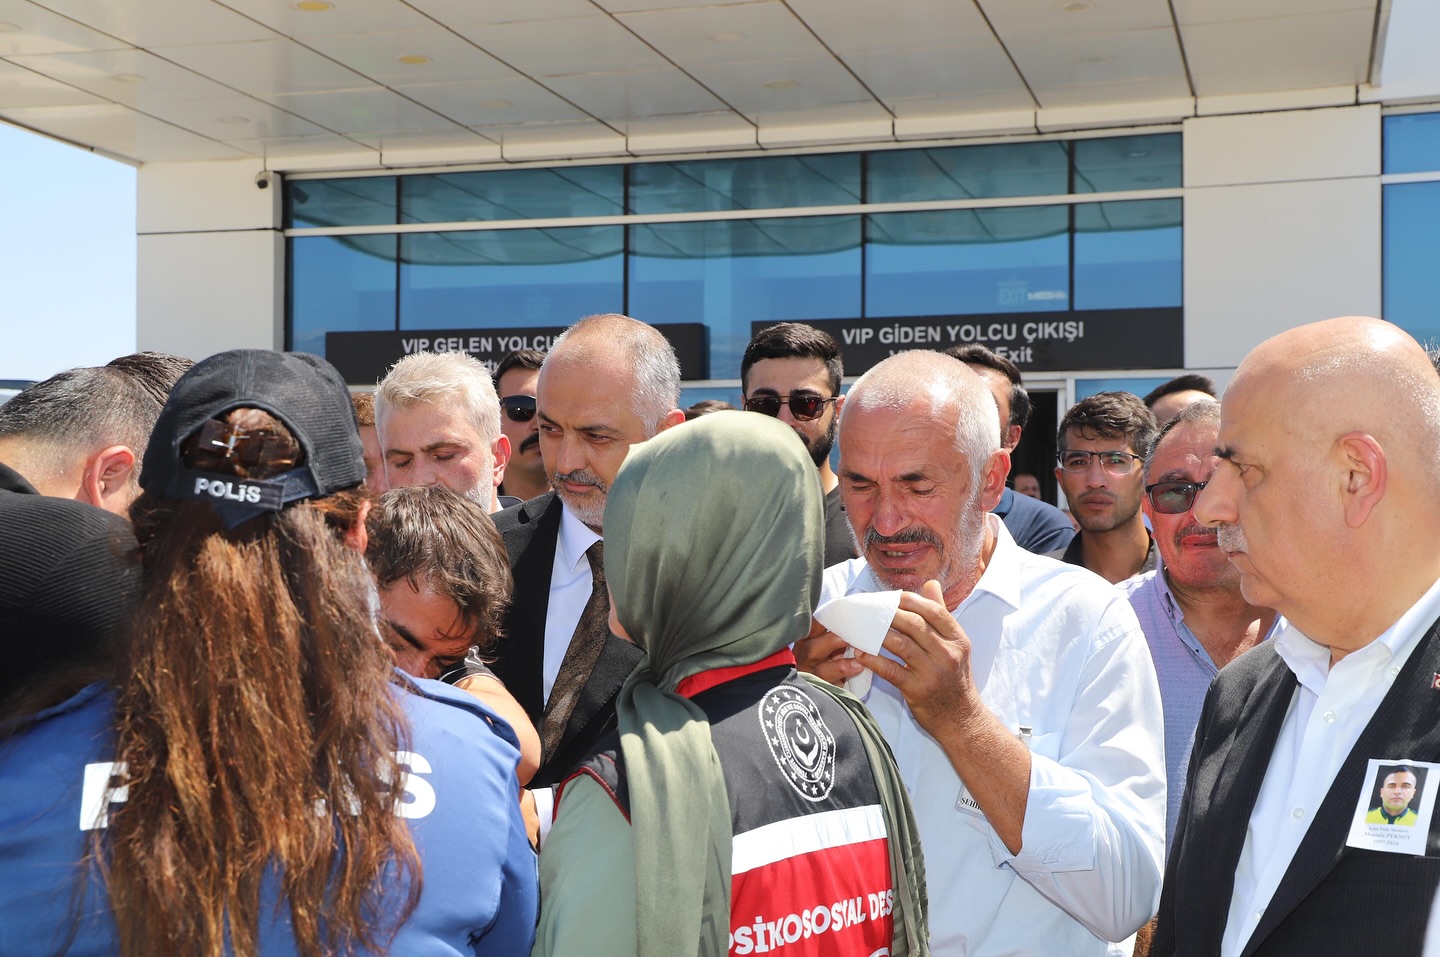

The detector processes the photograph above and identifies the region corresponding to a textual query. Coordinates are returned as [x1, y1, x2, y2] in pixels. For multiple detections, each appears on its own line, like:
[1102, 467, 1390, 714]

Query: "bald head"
[844, 350, 1001, 486]
[546, 314, 680, 430]
[1196, 316, 1440, 648]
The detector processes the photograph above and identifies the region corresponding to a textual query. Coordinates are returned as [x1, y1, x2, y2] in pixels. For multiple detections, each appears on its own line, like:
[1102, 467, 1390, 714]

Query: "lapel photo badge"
[1346, 758, 1440, 855]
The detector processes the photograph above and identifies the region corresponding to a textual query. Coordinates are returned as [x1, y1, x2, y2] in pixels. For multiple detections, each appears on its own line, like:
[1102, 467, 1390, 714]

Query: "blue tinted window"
[629, 216, 861, 379]
[865, 207, 1069, 317]
[1384, 113, 1440, 174]
[1076, 377, 1168, 401]
[868, 142, 1069, 203]
[289, 235, 397, 356]
[1073, 134, 1181, 193]
[1384, 182, 1440, 347]
[400, 166, 623, 223]
[629, 154, 860, 214]
[287, 177, 396, 229]
[1074, 200, 1182, 310]
[398, 226, 623, 329]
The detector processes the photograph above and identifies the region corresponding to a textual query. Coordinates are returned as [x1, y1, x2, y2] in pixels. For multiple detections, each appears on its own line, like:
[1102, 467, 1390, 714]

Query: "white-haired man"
[492, 313, 684, 787]
[796, 349, 1166, 956]
[375, 351, 511, 513]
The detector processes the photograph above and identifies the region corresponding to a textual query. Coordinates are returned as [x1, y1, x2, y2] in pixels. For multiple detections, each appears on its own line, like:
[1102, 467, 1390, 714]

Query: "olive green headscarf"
[605, 411, 928, 957]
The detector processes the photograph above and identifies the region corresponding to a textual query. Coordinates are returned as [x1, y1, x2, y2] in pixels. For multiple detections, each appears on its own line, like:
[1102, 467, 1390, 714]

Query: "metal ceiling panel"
[25, 0, 276, 47]
[451, 15, 669, 77]
[152, 37, 374, 96]
[0, 0, 130, 55]
[543, 66, 727, 120]
[395, 76, 590, 127]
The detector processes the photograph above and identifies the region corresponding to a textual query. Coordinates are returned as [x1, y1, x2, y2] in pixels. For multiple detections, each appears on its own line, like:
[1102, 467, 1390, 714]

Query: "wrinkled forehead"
[1149, 421, 1221, 479]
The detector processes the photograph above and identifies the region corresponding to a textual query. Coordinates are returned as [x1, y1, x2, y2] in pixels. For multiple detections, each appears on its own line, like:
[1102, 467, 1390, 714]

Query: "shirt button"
[1391, 665, 1402, 676]
[1292, 807, 1306, 820]
[1255, 909, 1264, 921]
[1322, 711, 1336, 724]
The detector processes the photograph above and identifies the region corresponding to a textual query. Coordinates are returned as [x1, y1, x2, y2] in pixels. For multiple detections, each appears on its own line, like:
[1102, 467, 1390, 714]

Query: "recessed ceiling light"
[1056, 0, 1092, 11]
[708, 31, 745, 42]
[217, 115, 251, 125]
[1076, 54, 1113, 64]
[293, 1, 333, 11]
[1124, 149, 1150, 158]
[397, 54, 431, 65]
[112, 73, 147, 83]
[479, 99, 513, 110]
[763, 79, 800, 90]
[0, 22, 21, 33]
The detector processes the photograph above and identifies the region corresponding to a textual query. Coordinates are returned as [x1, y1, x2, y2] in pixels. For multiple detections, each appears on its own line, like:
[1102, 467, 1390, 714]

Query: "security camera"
[255, 171, 272, 190]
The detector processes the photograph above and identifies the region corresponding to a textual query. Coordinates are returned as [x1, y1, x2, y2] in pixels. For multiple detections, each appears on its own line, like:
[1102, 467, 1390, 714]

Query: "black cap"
[141, 350, 365, 527]
[0, 491, 142, 704]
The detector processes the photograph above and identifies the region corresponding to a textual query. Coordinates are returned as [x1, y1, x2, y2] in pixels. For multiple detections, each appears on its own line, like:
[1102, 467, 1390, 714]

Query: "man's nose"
[1194, 467, 1236, 528]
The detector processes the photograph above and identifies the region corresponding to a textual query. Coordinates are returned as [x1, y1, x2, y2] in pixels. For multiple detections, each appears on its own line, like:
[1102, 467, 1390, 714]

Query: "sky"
[0, 0, 1437, 385]
[0, 121, 135, 382]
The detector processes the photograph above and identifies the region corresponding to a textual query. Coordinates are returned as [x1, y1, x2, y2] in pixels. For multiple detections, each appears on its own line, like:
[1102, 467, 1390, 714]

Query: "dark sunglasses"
[743, 392, 838, 422]
[500, 395, 536, 423]
[1145, 480, 1207, 515]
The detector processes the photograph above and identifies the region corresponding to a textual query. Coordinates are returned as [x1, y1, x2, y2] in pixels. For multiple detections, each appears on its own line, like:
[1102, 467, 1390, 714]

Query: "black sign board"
[753, 307, 1183, 376]
[327, 323, 709, 384]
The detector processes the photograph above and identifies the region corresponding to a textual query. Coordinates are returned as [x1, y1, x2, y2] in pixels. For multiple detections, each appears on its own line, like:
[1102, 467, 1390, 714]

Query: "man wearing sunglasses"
[741, 323, 858, 568]
[1117, 399, 1277, 848]
[494, 349, 549, 504]
[1052, 392, 1158, 584]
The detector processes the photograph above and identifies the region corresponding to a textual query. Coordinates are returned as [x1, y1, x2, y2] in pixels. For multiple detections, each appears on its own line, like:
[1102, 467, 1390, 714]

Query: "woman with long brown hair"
[0, 350, 537, 956]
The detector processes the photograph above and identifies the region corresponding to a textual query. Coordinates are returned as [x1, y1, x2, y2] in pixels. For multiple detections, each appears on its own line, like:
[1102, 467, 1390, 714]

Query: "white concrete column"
[136, 159, 283, 360]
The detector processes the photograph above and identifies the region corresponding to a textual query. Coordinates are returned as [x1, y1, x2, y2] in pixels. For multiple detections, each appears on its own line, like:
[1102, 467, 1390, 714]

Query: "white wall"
[136, 159, 283, 360]
[1182, 105, 1382, 370]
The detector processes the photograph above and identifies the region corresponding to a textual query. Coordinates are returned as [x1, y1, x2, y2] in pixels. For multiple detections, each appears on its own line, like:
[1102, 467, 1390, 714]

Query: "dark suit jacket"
[490, 491, 643, 788]
[1153, 617, 1440, 956]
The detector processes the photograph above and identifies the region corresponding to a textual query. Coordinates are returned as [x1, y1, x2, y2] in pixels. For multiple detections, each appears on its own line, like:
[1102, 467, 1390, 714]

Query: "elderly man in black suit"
[492, 313, 684, 788]
[1153, 316, 1440, 956]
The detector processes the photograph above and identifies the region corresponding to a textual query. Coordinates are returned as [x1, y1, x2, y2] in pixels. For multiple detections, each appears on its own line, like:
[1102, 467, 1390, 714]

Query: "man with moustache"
[1153, 317, 1440, 956]
[494, 349, 549, 503]
[741, 322, 858, 567]
[490, 314, 683, 787]
[375, 350, 511, 513]
[1054, 392, 1158, 583]
[1118, 399, 1278, 845]
[797, 350, 1165, 957]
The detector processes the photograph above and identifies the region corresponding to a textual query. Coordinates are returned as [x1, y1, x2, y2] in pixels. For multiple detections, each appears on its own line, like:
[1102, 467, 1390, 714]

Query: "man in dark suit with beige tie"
[491, 313, 685, 788]
[1153, 316, 1440, 956]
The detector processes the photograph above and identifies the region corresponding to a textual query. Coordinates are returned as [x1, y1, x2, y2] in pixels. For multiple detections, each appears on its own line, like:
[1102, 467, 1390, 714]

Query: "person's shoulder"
[395, 674, 524, 763]
[491, 490, 558, 535]
[998, 491, 1076, 553]
[1116, 568, 1160, 600]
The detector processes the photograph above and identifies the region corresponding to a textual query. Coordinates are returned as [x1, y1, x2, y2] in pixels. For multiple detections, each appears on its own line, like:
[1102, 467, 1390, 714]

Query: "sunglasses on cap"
[1145, 480, 1207, 515]
[743, 392, 838, 422]
[500, 395, 536, 423]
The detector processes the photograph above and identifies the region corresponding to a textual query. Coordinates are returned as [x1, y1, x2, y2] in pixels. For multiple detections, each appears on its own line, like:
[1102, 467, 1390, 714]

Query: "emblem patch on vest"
[759, 685, 837, 802]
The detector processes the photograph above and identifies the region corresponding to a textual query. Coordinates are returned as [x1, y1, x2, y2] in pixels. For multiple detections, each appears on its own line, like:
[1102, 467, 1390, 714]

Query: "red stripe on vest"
[675, 649, 796, 699]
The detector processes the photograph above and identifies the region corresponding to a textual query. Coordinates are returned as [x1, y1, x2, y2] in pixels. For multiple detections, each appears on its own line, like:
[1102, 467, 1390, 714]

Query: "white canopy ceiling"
[0, 0, 1389, 167]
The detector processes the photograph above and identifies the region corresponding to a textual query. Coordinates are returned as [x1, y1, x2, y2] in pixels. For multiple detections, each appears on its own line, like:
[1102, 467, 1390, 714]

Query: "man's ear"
[657, 408, 686, 433]
[345, 497, 372, 554]
[491, 433, 512, 488]
[978, 449, 1011, 512]
[1335, 431, 1386, 529]
[81, 445, 137, 516]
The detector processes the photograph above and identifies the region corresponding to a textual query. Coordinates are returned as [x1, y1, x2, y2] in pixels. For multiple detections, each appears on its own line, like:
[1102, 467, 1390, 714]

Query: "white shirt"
[540, 503, 602, 705]
[821, 515, 1167, 957]
[1220, 574, 1440, 957]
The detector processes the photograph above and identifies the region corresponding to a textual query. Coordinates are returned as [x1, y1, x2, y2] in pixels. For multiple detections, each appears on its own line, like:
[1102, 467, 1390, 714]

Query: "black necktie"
[541, 540, 608, 761]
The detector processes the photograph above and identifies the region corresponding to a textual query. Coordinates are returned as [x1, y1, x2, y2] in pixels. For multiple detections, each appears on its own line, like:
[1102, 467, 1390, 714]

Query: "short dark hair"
[494, 348, 546, 386]
[1143, 399, 1220, 479]
[366, 485, 512, 652]
[1059, 391, 1158, 455]
[0, 366, 163, 480]
[741, 323, 842, 395]
[945, 344, 1031, 430]
[684, 399, 734, 421]
[1142, 373, 1217, 409]
[105, 351, 194, 406]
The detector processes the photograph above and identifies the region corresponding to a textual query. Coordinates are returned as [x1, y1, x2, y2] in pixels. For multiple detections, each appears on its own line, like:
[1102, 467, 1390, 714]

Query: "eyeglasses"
[1058, 450, 1142, 475]
[500, 395, 536, 423]
[743, 392, 838, 421]
[1145, 480, 1208, 515]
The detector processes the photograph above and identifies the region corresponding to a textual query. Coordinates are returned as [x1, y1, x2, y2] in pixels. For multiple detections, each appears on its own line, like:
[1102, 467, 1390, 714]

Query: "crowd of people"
[1, 311, 1438, 957]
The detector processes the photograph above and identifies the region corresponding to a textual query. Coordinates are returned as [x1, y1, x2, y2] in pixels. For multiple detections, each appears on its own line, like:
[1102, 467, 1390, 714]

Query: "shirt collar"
[557, 501, 603, 575]
[959, 513, 1023, 614]
[1277, 573, 1440, 687]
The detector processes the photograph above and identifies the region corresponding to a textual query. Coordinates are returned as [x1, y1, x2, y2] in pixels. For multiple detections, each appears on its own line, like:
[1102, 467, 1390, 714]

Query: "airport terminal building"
[3, 0, 1438, 476]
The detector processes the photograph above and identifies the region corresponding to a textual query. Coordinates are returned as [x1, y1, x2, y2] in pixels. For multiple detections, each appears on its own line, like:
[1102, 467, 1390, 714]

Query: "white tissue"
[814, 591, 903, 697]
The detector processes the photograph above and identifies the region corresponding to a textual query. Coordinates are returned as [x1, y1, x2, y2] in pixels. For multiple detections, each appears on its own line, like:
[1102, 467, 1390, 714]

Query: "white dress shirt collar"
[557, 500, 603, 576]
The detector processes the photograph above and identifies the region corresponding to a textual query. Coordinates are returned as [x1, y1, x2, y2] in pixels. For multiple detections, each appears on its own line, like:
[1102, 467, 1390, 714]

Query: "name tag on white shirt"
[1345, 757, 1440, 855]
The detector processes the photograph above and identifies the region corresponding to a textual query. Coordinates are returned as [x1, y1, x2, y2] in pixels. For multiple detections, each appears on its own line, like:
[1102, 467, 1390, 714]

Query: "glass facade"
[285, 132, 1183, 382]
[1383, 113, 1440, 348]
